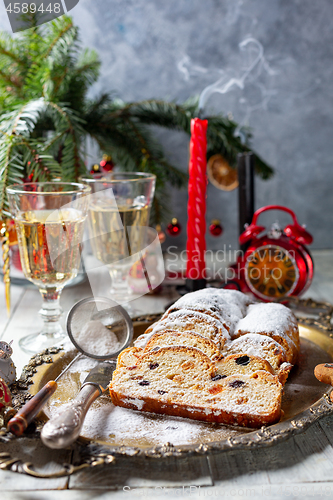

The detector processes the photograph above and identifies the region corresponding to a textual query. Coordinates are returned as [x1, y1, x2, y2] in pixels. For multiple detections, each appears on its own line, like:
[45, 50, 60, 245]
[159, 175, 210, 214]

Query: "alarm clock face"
[245, 245, 299, 300]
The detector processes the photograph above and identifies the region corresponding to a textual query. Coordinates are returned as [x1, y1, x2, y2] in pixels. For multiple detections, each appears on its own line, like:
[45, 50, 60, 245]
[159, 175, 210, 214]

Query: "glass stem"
[108, 265, 132, 300]
[38, 289, 64, 336]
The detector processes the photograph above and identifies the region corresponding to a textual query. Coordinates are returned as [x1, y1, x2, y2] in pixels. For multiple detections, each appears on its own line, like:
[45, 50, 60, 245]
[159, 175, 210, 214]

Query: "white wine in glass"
[81, 172, 156, 302]
[88, 202, 150, 264]
[16, 209, 85, 288]
[7, 183, 91, 354]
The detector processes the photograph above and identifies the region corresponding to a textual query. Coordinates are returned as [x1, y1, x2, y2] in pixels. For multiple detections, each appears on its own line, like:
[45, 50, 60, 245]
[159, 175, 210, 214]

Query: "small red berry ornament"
[24, 172, 34, 183]
[100, 155, 114, 172]
[209, 219, 223, 237]
[167, 218, 182, 236]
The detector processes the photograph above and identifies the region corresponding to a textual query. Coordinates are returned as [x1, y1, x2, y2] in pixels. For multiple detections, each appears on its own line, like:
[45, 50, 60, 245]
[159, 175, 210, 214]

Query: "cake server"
[8, 296, 133, 437]
[40, 361, 116, 449]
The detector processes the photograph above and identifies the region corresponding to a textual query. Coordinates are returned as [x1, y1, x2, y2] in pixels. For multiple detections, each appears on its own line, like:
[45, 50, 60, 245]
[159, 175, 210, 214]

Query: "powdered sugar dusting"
[48, 392, 241, 445]
[235, 303, 297, 337]
[123, 397, 144, 410]
[135, 332, 155, 348]
[76, 320, 120, 356]
[168, 290, 245, 335]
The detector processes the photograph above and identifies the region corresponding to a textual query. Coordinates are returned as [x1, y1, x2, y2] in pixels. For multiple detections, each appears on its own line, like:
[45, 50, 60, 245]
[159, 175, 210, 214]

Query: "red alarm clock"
[228, 205, 314, 301]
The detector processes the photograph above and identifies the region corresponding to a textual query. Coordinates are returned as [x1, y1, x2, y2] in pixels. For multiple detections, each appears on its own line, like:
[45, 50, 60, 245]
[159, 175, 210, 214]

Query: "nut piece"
[314, 363, 333, 403]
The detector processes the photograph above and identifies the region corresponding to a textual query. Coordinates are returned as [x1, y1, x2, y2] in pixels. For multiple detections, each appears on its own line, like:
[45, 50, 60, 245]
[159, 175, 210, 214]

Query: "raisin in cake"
[110, 289, 299, 428]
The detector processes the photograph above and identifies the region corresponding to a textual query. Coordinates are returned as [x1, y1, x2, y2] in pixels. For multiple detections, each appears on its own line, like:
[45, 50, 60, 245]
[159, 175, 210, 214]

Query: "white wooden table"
[1, 250, 333, 499]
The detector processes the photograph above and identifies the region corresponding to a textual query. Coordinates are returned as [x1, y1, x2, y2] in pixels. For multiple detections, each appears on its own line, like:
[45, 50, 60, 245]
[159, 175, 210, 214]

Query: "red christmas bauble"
[209, 219, 223, 237]
[167, 218, 182, 236]
[100, 155, 114, 172]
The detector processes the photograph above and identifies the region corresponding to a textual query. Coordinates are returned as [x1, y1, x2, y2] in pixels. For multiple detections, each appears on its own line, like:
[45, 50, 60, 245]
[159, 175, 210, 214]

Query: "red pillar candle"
[186, 118, 208, 280]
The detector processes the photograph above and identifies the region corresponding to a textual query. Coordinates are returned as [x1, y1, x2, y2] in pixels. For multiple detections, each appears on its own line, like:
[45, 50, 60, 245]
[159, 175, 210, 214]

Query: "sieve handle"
[40, 383, 104, 449]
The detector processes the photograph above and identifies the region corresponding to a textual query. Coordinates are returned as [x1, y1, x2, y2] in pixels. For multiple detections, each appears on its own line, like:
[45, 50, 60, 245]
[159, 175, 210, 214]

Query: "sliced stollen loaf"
[233, 302, 299, 364]
[222, 333, 292, 385]
[162, 289, 246, 337]
[135, 308, 228, 350]
[143, 330, 223, 362]
[111, 290, 299, 428]
[110, 346, 282, 428]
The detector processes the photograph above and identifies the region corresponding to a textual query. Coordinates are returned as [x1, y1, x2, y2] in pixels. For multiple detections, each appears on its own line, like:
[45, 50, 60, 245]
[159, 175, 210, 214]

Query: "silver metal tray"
[1, 300, 333, 478]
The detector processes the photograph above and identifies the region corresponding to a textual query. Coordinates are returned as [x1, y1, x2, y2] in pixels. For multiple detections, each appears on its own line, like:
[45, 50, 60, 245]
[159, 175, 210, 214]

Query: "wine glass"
[6, 182, 91, 353]
[80, 172, 156, 304]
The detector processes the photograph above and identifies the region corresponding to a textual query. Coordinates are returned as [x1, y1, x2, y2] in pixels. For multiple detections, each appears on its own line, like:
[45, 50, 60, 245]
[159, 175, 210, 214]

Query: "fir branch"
[20, 139, 61, 181]
[0, 138, 23, 215]
[0, 68, 23, 91]
[46, 101, 85, 180]
[0, 98, 47, 137]
[44, 17, 74, 59]
[74, 48, 100, 83]
[52, 66, 69, 97]
[111, 99, 193, 133]
[0, 33, 25, 67]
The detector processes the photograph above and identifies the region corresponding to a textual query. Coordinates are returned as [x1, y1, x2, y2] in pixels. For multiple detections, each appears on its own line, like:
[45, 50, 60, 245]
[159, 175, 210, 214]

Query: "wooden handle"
[7, 380, 57, 436]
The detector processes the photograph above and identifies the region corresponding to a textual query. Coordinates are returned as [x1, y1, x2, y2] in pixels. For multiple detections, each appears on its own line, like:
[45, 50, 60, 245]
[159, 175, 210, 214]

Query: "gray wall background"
[0, 0, 332, 250]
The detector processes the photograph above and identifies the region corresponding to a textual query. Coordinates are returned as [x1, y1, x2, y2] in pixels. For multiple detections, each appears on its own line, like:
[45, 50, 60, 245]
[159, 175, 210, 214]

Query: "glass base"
[19, 329, 67, 354]
[109, 287, 134, 302]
